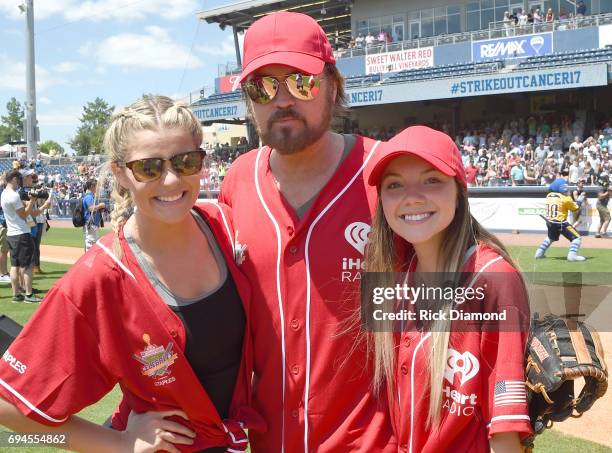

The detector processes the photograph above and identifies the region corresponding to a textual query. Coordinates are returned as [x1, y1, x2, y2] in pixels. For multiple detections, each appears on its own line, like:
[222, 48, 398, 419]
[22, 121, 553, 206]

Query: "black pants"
[33, 223, 44, 267]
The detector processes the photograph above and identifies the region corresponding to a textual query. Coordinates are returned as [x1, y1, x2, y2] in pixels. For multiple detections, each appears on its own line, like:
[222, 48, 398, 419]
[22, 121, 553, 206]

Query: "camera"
[18, 184, 50, 202]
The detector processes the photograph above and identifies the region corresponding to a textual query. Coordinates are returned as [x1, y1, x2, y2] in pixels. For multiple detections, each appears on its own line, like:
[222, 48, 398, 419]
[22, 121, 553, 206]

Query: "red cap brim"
[367, 150, 462, 187]
[239, 51, 326, 82]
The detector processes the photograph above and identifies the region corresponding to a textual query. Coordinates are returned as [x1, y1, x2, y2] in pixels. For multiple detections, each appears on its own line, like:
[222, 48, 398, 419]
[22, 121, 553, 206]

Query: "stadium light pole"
[20, 0, 38, 159]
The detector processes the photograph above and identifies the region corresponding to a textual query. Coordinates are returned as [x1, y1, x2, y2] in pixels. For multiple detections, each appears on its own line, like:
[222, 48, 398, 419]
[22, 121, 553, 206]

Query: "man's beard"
[255, 93, 333, 155]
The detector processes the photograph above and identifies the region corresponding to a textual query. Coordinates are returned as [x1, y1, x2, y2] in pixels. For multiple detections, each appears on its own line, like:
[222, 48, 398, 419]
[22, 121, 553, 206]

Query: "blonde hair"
[365, 182, 516, 428]
[100, 95, 203, 255]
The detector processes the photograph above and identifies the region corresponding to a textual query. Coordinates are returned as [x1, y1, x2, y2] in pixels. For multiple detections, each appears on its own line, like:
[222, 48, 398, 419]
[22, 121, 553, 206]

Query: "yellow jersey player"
[535, 178, 586, 261]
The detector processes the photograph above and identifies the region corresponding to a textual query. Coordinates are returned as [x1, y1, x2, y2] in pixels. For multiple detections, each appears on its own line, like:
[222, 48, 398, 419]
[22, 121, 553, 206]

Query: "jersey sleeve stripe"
[96, 240, 136, 280]
[486, 414, 531, 427]
[0, 377, 68, 424]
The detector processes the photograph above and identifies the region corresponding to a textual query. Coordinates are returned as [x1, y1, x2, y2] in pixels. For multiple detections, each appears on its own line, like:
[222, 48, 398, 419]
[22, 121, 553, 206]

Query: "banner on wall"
[472, 32, 553, 62]
[191, 102, 245, 122]
[600, 23, 612, 48]
[218, 75, 241, 93]
[469, 197, 599, 234]
[346, 64, 608, 106]
[365, 47, 433, 75]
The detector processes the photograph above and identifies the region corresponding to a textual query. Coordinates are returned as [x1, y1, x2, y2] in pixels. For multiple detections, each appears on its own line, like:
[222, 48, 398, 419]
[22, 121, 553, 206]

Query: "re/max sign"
[349, 89, 383, 105]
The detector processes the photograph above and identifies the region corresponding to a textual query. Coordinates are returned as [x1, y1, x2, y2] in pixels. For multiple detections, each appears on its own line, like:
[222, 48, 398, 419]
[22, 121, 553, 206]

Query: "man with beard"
[218, 11, 396, 453]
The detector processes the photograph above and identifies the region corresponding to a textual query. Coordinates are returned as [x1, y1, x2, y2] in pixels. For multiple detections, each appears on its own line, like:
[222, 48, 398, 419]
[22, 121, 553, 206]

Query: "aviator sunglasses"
[124, 149, 206, 183]
[243, 72, 323, 105]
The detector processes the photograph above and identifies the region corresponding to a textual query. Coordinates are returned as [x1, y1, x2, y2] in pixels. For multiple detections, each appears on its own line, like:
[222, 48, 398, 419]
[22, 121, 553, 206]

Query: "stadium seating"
[385, 60, 504, 84]
[517, 48, 612, 69]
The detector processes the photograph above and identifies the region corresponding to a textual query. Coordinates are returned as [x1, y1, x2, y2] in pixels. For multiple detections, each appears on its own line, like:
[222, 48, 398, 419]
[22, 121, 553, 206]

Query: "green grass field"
[41, 227, 110, 249]
[0, 245, 609, 452]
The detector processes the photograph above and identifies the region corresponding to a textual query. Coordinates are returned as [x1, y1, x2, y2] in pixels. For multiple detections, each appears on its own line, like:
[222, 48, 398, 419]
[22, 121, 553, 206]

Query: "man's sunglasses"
[124, 149, 205, 183]
[243, 73, 323, 105]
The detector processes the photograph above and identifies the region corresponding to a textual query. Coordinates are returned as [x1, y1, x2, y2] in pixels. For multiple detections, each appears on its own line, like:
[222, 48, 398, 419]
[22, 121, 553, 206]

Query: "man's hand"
[119, 409, 196, 453]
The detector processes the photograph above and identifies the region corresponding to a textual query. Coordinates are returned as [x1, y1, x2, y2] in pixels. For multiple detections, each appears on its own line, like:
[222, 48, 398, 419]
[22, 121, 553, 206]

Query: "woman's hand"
[120, 409, 196, 453]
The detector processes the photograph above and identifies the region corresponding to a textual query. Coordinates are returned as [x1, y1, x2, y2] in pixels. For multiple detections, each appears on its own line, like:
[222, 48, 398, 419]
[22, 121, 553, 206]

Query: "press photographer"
[0, 170, 40, 302]
[19, 169, 52, 275]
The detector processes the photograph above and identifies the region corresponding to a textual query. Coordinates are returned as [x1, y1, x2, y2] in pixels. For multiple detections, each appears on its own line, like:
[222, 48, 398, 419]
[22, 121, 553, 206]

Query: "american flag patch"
[494, 380, 527, 407]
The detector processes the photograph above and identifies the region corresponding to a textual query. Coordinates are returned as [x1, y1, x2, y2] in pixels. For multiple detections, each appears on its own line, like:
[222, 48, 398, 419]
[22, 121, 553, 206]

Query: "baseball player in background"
[218, 11, 396, 453]
[364, 126, 532, 452]
[0, 96, 263, 452]
[535, 178, 586, 261]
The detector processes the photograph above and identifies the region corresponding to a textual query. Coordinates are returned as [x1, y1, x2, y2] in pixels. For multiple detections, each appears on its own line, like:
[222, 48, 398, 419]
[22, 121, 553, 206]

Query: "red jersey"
[391, 245, 532, 452]
[219, 137, 396, 452]
[0, 203, 263, 451]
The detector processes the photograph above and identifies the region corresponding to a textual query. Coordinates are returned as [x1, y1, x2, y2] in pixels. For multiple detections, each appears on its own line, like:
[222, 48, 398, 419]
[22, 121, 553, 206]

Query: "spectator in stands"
[559, 7, 568, 20]
[465, 159, 478, 187]
[577, 0, 587, 16]
[524, 163, 538, 185]
[545, 8, 554, 23]
[365, 31, 375, 47]
[535, 142, 547, 162]
[568, 157, 583, 184]
[377, 30, 386, 45]
[533, 8, 542, 24]
[503, 11, 513, 36]
[511, 160, 525, 185]
[355, 33, 364, 48]
[0, 170, 39, 302]
[82, 178, 105, 251]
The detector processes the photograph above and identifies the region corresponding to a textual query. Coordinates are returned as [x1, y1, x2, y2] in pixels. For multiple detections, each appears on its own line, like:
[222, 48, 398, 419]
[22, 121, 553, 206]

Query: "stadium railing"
[337, 12, 612, 59]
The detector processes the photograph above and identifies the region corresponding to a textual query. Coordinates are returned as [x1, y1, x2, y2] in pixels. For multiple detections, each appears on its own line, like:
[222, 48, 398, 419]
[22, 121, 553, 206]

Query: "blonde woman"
[364, 126, 531, 452]
[0, 96, 262, 452]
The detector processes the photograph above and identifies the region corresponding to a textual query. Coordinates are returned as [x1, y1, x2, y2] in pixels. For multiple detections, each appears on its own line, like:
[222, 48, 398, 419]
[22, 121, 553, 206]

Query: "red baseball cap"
[368, 125, 467, 187]
[239, 11, 336, 83]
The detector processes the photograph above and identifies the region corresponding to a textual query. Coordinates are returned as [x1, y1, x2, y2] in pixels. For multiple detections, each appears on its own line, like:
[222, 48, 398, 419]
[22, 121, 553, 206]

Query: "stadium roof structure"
[196, 0, 354, 38]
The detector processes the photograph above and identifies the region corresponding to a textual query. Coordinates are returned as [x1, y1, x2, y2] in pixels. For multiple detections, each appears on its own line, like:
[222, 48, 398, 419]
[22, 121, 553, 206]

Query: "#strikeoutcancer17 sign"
[365, 47, 434, 75]
[472, 32, 553, 62]
[191, 102, 245, 122]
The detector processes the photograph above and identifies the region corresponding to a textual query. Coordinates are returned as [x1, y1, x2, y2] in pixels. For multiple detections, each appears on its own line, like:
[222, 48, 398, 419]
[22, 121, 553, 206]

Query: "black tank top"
[126, 213, 246, 453]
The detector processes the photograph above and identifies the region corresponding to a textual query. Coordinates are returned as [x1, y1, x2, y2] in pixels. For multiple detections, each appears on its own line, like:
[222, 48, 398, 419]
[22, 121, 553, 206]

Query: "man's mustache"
[268, 109, 304, 127]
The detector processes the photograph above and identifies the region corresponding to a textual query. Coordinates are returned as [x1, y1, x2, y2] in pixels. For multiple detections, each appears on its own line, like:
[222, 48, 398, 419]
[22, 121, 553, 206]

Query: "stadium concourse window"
[603, 0, 612, 13]
[356, 14, 404, 43]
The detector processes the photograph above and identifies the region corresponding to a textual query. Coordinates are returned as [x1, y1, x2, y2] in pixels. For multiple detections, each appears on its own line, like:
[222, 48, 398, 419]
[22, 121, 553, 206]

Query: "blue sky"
[0, 0, 239, 153]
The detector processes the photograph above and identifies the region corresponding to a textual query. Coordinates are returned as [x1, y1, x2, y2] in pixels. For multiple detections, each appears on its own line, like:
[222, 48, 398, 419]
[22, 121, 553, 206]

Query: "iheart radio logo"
[344, 222, 371, 255]
[444, 349, 480, 386]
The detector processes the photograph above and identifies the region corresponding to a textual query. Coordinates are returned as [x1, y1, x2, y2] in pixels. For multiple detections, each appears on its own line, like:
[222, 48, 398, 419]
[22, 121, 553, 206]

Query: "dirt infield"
[38, 225, 612, 448]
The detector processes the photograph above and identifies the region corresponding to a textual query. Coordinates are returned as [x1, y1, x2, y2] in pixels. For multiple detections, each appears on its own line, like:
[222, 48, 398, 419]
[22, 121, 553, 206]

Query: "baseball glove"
[523, 313, 608, 449]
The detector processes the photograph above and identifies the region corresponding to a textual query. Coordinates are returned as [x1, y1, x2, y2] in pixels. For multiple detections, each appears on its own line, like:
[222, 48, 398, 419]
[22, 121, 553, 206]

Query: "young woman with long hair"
[364, 125, 531, 452]
[0, 96, 262, 452]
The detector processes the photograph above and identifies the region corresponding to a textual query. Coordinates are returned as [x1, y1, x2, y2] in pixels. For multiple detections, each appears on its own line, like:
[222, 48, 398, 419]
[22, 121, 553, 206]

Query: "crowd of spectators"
[449, 115, 611, 187]
[5, 115, 610, 216]
[502, 1, 589, 36]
